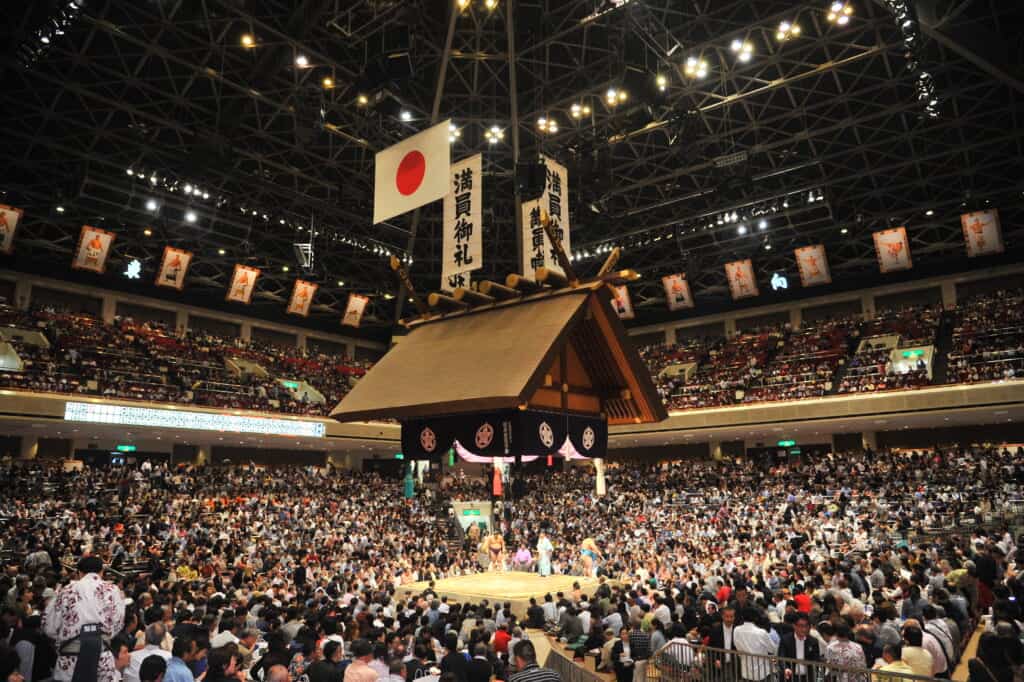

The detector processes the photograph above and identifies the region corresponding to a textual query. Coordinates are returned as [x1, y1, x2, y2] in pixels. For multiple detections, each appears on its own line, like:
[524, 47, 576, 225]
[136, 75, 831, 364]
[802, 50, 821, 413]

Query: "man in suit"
[778, 614, 821, 682]
[466, 643, 493, 682]
[707, 606, 739, 681]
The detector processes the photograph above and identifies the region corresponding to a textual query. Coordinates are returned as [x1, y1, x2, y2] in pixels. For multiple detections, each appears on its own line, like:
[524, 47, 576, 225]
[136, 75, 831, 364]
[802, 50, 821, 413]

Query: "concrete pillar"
[789, 307, 802, 330]
[347, 342, 357, 361]
[861, 294, 876, 320]
[724, 318, 737, 337]
[101, 295, 117, 324]
[710, 441, 724, 461]
[940, 281, 957, 309]
[14, 279, 31, 311]
[297, 333, 308, 351]
[196, 444, 211, 466]
[19, 436, 38, 460]
[175, 309, 189, 335]
[862, 431, 878, 452]
[239, 322, 252, 343]
[664, 327, 677, 346]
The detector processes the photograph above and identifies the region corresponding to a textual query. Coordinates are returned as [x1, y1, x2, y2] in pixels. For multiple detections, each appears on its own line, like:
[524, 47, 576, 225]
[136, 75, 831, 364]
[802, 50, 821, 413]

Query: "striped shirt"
[511, 663, 561, 682]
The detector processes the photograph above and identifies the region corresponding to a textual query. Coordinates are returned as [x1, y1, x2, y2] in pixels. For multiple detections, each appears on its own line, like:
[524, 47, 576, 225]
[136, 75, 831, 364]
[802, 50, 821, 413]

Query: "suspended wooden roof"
[330, 281, 667, 425]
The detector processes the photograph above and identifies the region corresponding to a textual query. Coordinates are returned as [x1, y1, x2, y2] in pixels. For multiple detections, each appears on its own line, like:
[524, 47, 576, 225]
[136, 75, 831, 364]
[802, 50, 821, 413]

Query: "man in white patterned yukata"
[43, 557, 126, 682]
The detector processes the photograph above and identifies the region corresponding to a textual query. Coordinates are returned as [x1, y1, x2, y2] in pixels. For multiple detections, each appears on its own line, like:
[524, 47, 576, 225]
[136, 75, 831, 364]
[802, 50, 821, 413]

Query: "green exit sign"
[462, 509, 481, 516]
[116, 444, 136, 452]
[281, 380, 300, 389]
[902, 350, 925, 358]
[395, 453, 404, 460]
[777, 439, 796, 447]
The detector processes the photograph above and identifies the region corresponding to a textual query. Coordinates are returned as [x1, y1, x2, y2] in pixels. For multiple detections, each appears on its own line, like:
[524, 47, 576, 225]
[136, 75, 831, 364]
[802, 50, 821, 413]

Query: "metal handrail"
[649, 638, 939, 682]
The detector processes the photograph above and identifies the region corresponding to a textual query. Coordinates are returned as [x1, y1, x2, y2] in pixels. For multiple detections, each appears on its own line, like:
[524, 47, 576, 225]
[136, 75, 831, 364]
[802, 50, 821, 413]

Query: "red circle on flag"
[395, 151, 426, 196]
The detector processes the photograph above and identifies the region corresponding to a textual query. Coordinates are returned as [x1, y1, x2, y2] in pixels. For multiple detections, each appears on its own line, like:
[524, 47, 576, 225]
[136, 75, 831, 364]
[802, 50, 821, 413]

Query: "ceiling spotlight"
[282, 266, 289, 272]
[337, 280, 345, 287]
[456, 0, 470, 8]
[730, 40, 754, 62]
[758, 219, 768, 230]
[618, 89, 628, 102]
[184, 211, 197, 223]
[218, 248, 226, 255]
[606, 88, 618, 104]
[485, 125, 505, 144]
[776, 21, 801, 41]
[184, 184, 193, 194]
[655, 74, 668, 92]
[143, 228, 153, 237]
[737, 225, 748, 235]
[400, 110, 412, 122]
[357, 94, 369, 106]
[537, 116, 558, 133]
[126, 168, 134, 176]
[56, 205, 65, 213]
[484, 0, 498, 8]
[240, 33, 255, 49]
[295, 54, 310, 68]
[827, 1, 853, 25]
[202, 192, 210, 199]
[145, 199, 158, 212]
[322, 76, 335, 89]
[925, 209, 934, 216]
[840, 227, 849, 235]
[684, 56, 709, 79]
[764, 242, 772, 251]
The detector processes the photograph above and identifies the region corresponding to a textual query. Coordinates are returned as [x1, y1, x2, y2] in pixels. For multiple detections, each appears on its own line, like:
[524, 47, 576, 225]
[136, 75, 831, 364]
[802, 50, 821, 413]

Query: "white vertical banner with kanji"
[0, 204, 23, 255]
[794, 244, 832, 287]
[521, 155, 570, 277]
[961, 209, 1004, 257]
[873, 227, 913, 273]
[72, 225, 116, 274]
[342, 293, 370, 328]
[287, 279, 318, 317]
[155, 246, 192, 290]
[226, 265, 260, 304]
[662, 274, 694, 311]
[441, 154, 483, 291]
[725, 259, 759, 300]
[611, 285, 635, 320]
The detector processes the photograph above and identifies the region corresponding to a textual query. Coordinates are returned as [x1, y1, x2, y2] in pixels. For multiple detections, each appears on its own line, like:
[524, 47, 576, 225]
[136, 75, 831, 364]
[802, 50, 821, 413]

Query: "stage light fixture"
[776, 21, 801, 41]
[295, 54, 310, 68]
[143, 228, 153, 237]
[184, 184, 193, 194]
[282, 266, 289, 272]
[184, 211, 197, 223]
[684, 57, 708, 79]
[126, 169, 134, 176]
[758, 219, 768, 230]
[828, 2, 853, 25]
[357, 94, 369, 106]
[925, 209, 934, 216]
[241, 33, 255, 48]
[322, 76, 335, 89]
[731, 40, 754, 63]
[337, 280, 345, 287]
[737, 225, 748, 235]
[145, 199, 158, 212]
[840, 227, 849, 234]
[656, 74, 668, 92]
[456, 0, 470, 8]
[485, 125, 505, 144]
[764, 241, 772, 251]
[56, 205, 65, 213]
[537, 117, 558, 134]
[484, 0, 498, 8]
[400, 110, 412, 121]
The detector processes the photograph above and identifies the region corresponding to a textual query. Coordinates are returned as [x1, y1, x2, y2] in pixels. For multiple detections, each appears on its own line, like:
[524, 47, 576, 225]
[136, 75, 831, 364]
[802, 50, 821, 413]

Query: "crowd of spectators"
[0, 444, 1021, 682]
[0, 306, 372, 416]
[948, 289, 1024, 385]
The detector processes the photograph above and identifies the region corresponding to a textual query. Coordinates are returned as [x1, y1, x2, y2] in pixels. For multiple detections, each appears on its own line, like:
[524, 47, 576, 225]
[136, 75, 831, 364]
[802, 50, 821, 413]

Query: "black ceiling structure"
[0, 0, 1021, 336]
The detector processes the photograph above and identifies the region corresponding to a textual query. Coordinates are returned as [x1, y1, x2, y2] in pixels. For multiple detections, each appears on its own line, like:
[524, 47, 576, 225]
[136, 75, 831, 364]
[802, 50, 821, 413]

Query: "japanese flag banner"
[873, 227, 912, 273]
[226, 265, 260, 304]
[611, 285, 635, 320]
[662, 274, 694, 311]
[961, 209, 1004, 257]
[72, 225, 115, 274]
[155, 246, 192, 290]
[374, 119, 451, 224]
[342, 293, 370, 328]
[442, 154, 483, 291]
[0, 203, 23, 255]
[794, 244, 832, 287]
[725, 259, 759, 300]
[287, 279, 318, 317]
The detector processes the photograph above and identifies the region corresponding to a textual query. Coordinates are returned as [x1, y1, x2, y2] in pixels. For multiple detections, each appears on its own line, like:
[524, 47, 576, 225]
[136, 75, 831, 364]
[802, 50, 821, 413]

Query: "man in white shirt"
[733, 609, 777, 682]
[124, 623, 172, 682]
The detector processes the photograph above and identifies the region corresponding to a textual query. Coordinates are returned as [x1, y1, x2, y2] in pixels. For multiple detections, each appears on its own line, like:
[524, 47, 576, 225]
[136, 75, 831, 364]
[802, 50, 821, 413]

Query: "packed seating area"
[948, 289, 1024, 384]
[837, 305, 941, 394]
[0, 445, 1022, 682]
[0, 306, 372, 416]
